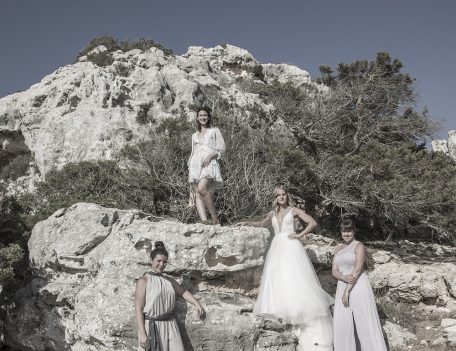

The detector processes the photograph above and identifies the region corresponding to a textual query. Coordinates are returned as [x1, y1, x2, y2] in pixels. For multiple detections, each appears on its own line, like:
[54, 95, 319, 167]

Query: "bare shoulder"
[354, 241, 366, 253]
[334, 243, 345, 254]
[266, 211, 274, 219]
[292, 207, 315, 224]
[136, 275, 147, 286]
[291, 207, 306, 216]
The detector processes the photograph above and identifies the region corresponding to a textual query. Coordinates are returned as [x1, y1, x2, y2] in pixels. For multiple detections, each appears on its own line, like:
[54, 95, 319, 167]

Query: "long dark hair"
[150, 241, 168, 260]
[195, 107, 212, 132]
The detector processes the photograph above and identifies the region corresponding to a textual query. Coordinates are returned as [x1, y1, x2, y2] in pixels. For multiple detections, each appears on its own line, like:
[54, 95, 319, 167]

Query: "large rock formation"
[432, 130, 456, 160]
[8, 203, 302, 351]
[3, 202, 456, 350]
[0, 44, 318, 176]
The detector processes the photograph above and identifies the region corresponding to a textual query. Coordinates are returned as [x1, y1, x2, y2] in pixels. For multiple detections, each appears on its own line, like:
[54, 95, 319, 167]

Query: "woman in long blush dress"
[332, 218, 387, 351]
[238, 186, 334, 351]
[187, 107, 225, 225]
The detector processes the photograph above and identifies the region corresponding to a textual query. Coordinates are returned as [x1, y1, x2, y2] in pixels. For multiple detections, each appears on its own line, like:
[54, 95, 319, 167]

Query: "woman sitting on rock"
[332, 218, 387, 351]
[135, 241, 204, 351]
[187, 107, 225, 225]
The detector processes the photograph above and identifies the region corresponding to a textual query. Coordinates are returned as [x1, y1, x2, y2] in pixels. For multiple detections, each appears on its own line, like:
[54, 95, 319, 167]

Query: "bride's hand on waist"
[288, 233, 299, 240]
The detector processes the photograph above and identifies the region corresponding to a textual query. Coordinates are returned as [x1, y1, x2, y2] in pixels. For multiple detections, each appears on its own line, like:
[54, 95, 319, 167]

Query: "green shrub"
[17, 160, 155, 228]
[120, 103, 317, 224]
[0, 244, 23, 284]
[5, 51, 453, 245]
[77, 36, 173, 62]
[0, 153, 33, 181]
[86, 51, 115, 67]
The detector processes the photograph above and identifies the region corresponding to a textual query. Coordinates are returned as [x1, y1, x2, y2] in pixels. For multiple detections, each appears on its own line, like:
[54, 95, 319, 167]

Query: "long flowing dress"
[333, 241, 387, 351]
[254, 208, 334, 351]
[188, 127, 225, 186]
[140, 273, 184, 351]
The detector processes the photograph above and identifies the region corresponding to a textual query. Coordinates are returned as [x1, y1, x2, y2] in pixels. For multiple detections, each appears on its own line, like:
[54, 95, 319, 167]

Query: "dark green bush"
[0, 153, 33, 181]
[17, 160, 156, 228]
[77, 36, 173, 62]
[86, 51, 115, 67]
[120, 104, 318, 224]
[0, 243, 23, 285]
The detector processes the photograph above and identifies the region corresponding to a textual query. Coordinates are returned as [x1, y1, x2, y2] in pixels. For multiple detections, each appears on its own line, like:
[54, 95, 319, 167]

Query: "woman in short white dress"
[188, 108, 225, 225]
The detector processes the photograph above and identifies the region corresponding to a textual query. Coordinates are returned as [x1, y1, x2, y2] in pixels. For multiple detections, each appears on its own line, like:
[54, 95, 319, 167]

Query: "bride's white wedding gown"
[253, 208, 334, 351]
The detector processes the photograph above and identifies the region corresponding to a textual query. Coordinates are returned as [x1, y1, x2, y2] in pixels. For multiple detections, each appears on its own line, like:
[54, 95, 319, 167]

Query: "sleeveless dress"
[188, 127, 225, 186]
[140, 274, 184, 351]
[333, 241, 387, 351]
[254, 208, 334, 351]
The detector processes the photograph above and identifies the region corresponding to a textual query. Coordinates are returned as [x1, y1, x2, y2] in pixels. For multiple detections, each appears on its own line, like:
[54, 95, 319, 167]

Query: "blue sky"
[1, 0, 454, 139]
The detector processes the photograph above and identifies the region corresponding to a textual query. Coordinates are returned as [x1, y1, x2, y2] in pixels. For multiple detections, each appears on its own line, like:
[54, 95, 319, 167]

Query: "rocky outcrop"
[441, 318, 456, 346]
[8, 202, 304, 351]
[0, 44, 320, 176]
[432, 130, 456, 160]
[3, 202, 456, 350]
[366, 241, 456, 306]
[382, 321, 416, 349]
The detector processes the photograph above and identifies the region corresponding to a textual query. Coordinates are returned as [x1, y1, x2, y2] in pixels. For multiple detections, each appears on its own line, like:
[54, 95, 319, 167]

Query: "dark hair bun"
[154, 241, 165, 249]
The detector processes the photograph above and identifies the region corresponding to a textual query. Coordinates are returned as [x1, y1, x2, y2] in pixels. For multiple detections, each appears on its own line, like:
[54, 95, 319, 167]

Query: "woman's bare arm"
[236, 212, 272, 228]
[134, 277, 148, 346]
[170, 279, 205, 318]
[342, 242, 366, 306]
[288, 208, 317, 239]
[332, 245, 357, 284]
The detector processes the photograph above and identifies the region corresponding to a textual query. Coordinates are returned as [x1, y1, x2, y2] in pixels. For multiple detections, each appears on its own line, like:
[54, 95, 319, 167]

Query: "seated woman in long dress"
[238, 186, 334, 351]
[332, 218, 387, 351]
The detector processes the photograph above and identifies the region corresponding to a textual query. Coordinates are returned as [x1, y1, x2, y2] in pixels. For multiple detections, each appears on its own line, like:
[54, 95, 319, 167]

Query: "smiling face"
[150, 254, 168, 273]
[341, 229, 355, 244]
[196, 109, 210, 127]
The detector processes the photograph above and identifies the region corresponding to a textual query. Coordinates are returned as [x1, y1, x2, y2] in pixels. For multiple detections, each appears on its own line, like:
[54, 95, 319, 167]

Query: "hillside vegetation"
[1, 39, 455, 284]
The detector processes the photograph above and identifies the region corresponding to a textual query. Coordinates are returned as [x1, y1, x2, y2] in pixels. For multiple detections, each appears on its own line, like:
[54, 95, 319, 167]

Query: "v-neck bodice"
[196, 129, 209, 143]
[272, 209, 295, 234]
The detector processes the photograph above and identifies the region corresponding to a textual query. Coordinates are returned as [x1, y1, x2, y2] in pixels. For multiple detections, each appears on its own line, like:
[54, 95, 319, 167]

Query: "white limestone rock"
[0, 44, 321, 176]
[262, 63, 311, 85]
[383, 321, 416, 348]
[372, 250, 391, 264]
[369, 261, 456, 304]
[441, 318, 456, 328]
[6, 201, 456, 350]
[432, 130, 456, 160]
[12, 202, 305, 351]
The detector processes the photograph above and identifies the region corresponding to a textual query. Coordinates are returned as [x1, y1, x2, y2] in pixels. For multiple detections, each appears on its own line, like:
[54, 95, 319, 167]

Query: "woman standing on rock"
[135, 241, 204, 351]
[332, 218, 387, 351]
[188, 107, 225, 225]
[237, 186, 334, 351]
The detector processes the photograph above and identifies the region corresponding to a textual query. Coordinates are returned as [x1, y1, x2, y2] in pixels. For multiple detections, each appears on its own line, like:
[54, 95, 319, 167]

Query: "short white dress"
[188, 127, 225, 186]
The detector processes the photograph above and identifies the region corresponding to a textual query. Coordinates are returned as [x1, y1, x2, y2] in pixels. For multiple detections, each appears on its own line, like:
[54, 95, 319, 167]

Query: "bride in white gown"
[238, 186, 334, 351]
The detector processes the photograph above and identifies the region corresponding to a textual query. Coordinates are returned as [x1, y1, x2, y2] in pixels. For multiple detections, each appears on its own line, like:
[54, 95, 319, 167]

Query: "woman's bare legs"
[196, 178, 219, 225]
[194, 189, 207, 221]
